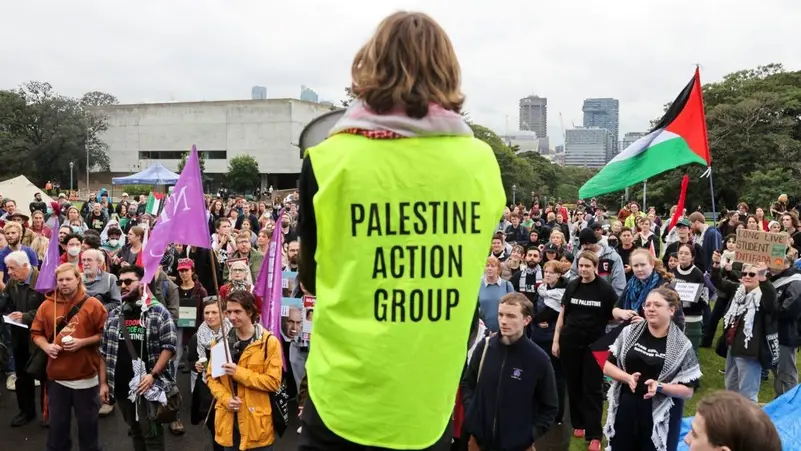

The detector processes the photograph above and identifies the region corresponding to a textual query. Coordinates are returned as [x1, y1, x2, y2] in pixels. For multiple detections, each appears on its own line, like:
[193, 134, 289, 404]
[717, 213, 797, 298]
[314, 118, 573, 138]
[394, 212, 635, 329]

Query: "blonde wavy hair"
[351, 11, 464, 118]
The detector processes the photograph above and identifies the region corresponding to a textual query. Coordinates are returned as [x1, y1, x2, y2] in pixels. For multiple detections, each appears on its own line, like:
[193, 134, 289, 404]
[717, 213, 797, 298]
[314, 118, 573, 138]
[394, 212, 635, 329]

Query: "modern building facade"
[582, 98, 619, 160]
[300, 85, 319, 103]
[620, 131, 648, 151]
[518, 95, 548, 143]
[251, 86, 267, 100]
[501, 131, 544, 155]
[91, 99, 333, 190]
[564, 127, 610, 168]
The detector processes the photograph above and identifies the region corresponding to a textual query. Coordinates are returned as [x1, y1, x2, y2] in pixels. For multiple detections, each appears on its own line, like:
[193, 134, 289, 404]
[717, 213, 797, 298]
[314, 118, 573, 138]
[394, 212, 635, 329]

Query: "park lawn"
[567, 323, 789, 450]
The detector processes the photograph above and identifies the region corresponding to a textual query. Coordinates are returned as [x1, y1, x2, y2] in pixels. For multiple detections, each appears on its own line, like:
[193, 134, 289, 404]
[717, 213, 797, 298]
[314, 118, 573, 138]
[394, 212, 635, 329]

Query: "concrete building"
[251, 86, 267, 100]
[620, 131, 648, 151]
[300, 85, 319, 103]
[582, 98, 619, 159]
[564, 127, 610, 168]
[501, 130, 546, 155]
[91, 99, 333, 191]
[518, 95, 548, 145]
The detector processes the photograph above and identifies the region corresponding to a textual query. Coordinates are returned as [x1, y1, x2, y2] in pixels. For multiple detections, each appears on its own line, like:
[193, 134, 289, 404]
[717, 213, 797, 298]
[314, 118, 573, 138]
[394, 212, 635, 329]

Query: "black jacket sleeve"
[460, 337, 485, 414]
[532, 360, 559, 441]
[778, 281, 801, 323]
[297, 155, 319, 296]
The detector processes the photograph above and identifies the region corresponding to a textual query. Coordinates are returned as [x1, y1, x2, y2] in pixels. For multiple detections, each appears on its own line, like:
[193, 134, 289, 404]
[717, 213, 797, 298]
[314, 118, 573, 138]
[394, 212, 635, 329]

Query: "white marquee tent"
[0, 175, 55, 216]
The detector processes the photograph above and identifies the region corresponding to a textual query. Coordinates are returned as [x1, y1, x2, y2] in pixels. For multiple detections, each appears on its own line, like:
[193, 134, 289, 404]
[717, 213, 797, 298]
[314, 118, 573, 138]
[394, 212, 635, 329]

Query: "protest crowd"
[0, 10, 795, 451]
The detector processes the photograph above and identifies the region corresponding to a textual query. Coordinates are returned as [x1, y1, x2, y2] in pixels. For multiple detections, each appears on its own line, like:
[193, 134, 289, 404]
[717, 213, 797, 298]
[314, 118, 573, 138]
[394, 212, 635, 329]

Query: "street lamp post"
[511, 184, 517, 205]
[69, 162, 74, 192]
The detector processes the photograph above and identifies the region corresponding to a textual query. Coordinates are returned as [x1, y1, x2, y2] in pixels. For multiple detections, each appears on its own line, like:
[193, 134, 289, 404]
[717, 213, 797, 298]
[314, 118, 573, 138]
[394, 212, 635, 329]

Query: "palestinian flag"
[145, 192, 165, 216]
[578, 67, 711, 199]
[591, 322, 630, 370]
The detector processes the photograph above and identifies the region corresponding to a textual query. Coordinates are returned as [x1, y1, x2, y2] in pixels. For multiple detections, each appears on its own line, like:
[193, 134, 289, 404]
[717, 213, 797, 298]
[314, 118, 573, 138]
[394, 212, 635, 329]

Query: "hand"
[643, 379, 659, 399]
[112, 255, 121, 265]
[624, 264, 631, 273]
[194, 362, 205, 373]
[100, 383, 110, 404]
[226, 396, 242, 412]
[298, 405, 304, 419]
[712, 250, 721, 264]
[618, 309, 638, 321]
[628, 372, 641, 393]
[222, 362, 238, 376]
[137, 374, 155, 394]
[538, 322, 549, 329]
[8, 311, 23, 322]
[551, 342, 560, 358]
[631, 315, 645, 323]
[121, 261, 130, 268]
[724, 263, 733, 272]
[62, 337, 85, 352]
[44, 343, 62, 359]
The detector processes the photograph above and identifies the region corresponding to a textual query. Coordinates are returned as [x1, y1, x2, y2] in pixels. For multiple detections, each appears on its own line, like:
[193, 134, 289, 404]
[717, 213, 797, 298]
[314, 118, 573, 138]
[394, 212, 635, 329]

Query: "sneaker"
[169, 420, 185, 435]
[11, 413, 35, 427]
[34, 380, 40, 387]
[6, 373, 16, 391]
[588, 439, 602, 451]
[573, 429, 585, 438]
[99, 403, 114, 416]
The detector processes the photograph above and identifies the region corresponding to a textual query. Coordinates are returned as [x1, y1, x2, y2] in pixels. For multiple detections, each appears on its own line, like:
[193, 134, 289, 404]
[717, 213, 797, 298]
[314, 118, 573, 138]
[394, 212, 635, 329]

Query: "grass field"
[565, 322, 788, 450]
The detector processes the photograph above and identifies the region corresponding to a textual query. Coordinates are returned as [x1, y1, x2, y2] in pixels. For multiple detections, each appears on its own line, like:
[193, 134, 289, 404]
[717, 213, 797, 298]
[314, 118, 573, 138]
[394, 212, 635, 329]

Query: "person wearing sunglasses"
[710, 250, 779, 403]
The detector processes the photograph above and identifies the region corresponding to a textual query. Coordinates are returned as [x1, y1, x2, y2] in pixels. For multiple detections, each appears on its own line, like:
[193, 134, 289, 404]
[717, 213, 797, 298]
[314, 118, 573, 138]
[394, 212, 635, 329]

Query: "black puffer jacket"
[770, 267, 801, 347]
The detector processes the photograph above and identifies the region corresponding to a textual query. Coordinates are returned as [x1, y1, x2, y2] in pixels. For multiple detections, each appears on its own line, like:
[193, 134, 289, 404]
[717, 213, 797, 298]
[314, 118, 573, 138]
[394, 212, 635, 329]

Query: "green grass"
[563, 322, 789, 450]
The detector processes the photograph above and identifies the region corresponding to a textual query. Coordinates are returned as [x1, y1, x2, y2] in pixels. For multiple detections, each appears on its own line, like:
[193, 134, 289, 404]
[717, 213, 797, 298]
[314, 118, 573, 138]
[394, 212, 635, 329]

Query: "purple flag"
[141, 146, 210, 285]
[254, 208, 286, 368]
[35, 219, 60, 293]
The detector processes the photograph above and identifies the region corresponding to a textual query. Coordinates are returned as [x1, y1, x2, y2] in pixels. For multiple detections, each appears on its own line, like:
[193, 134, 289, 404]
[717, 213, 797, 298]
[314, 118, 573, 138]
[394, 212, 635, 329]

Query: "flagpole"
[209, 249, 235, 393]
[642, 180, 647, 208]
[707, 166, 717, 222]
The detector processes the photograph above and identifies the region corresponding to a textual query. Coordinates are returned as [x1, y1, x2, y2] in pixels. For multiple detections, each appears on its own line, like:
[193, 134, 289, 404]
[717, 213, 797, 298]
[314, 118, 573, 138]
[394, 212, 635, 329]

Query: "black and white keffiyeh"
[603, 321, 702, 451]
[536, 283, 564, 313]
[518, 266, 542, 293]
[722, 284, 762, 349]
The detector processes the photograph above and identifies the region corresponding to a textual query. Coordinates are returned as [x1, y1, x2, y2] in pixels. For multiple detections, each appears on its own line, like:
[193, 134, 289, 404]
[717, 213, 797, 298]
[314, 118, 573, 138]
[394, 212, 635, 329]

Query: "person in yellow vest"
[295, 11, 505, 451]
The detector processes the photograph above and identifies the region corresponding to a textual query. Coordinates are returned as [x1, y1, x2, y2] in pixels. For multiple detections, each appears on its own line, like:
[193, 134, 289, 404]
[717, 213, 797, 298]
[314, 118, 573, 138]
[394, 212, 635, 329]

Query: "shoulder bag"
[25, 296, 88, 380]
[121, 315, 182, 424]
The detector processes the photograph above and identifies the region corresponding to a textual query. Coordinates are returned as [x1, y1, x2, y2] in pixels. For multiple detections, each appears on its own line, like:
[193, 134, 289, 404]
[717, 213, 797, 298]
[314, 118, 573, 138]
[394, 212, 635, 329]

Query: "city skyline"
[2, 0, 798, 148]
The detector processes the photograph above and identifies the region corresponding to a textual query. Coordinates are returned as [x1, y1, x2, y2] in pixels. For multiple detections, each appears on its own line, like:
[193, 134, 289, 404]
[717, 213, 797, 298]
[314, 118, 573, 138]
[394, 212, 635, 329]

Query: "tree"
[177, 150, 206, 175]
[0, 81, 114, 187]
[226, 155, 260, 193]
[341, 86, 355, 107]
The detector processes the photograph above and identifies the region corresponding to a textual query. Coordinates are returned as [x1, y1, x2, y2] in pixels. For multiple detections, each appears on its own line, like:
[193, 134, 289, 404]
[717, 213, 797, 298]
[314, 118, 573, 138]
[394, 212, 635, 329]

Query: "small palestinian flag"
[590, 322, 630, 370]
[145, 192, 165, 216]
[579, 67, 711, 199]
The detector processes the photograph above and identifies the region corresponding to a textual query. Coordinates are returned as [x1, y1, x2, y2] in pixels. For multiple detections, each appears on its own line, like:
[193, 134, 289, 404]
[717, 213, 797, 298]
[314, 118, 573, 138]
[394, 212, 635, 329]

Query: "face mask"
[67, 247, 81, 257]
[47, 207, 53, 215]
[108, 239, 119, 247]
[71, 226, 82, 233]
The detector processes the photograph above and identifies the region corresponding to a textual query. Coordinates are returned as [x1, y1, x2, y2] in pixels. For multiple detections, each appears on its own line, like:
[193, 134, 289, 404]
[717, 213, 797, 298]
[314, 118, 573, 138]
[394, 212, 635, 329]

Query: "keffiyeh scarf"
[722, 284, 762, 349]
[604, 321, 701, 451]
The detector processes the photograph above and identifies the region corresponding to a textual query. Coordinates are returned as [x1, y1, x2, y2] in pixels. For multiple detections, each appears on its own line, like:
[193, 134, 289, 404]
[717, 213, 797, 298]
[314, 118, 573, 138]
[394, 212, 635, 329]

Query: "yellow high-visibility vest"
[305, 133, 504, 448]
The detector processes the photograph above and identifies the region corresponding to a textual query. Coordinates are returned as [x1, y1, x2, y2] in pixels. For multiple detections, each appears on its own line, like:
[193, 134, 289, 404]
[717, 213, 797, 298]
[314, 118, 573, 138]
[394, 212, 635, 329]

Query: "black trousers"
[560, 346, 603, 441]
[701, 296, 729, 347]
[298, 396, 452, 451]
[46, 381, 100, 451]
[536, 340, 566, 422]
[12, 345, 43, 416]
[118, 395, 165, 451]
[610, 392, 684, 451]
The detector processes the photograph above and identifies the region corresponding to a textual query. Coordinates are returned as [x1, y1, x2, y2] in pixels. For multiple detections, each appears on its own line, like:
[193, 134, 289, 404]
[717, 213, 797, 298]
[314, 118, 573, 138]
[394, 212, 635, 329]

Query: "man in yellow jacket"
[207, 291, 283, 451]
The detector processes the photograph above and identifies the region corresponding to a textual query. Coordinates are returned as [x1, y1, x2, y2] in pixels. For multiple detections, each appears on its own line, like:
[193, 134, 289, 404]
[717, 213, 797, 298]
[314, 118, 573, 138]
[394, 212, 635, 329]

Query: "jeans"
[772, 344, 798, 398]
[725, 350, 762, 403]
[46, 381, 100, 451]
[118, 396, 165, 451]
[3, 326, 15, 373]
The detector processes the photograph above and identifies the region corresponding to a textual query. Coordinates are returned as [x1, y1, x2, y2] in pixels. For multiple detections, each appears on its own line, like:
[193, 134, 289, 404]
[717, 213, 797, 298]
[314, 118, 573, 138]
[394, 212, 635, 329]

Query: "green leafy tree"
[226, 155, 260, 193]
[0, 81, 113, 187]
[341, 86, 355, 107]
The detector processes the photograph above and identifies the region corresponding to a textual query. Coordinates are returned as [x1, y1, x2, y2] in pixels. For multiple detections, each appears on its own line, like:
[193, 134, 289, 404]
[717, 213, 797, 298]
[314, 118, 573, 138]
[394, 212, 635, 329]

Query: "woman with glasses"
[711, 250, 779, 402]
[218, 260, 263, 313]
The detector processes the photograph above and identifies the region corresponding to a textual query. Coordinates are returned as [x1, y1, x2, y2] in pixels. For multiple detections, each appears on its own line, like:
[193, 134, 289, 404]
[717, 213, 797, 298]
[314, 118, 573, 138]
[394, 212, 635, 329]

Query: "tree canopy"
[226, 155, 260, 193]
[0, 81, 114, 187]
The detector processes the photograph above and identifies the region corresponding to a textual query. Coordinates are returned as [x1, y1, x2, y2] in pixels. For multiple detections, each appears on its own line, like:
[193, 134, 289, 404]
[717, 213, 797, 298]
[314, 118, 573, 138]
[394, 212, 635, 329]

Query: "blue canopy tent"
[112, 162, 180, 186]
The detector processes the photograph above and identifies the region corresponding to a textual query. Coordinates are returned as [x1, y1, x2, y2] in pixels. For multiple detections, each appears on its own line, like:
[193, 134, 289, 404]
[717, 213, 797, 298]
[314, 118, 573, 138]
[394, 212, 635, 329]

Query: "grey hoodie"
[83, 271, 121, 310]
[571, 242, 626, 296]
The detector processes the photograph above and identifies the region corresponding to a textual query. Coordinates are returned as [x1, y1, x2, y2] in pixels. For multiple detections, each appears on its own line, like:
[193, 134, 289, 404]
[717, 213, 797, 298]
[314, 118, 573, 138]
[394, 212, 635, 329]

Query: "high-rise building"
[519, 95, 548, 143]
[582, 98, 619, 160]
[619, 131, 649, 152]
[564, 127, 611, 168]
[251, 86, 267, 100]
[300, 85, 319, 103]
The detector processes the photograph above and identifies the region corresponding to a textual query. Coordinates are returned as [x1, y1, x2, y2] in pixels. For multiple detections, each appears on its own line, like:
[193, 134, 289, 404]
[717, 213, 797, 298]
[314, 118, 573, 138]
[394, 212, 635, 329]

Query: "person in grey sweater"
[572, 228, 627, 296]
[82, 248, 121, 311]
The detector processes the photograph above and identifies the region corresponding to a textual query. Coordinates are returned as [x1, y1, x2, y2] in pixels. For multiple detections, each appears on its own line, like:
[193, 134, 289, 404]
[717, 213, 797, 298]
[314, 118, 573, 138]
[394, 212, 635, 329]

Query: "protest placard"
[672, 282, 703, 304]
[735, 229, 789, 269]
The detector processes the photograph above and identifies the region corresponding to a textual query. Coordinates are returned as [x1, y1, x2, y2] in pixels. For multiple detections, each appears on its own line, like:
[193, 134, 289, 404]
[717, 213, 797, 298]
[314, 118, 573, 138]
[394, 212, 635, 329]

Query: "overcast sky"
[2, 0, 798, 146]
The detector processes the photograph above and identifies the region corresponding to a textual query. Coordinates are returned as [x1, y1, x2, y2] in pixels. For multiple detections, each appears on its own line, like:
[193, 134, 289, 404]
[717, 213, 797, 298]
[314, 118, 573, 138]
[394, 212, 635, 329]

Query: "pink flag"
[141, 146, 210, 285]
[254, 208, 286, 368]
[35, 218, 60, 293]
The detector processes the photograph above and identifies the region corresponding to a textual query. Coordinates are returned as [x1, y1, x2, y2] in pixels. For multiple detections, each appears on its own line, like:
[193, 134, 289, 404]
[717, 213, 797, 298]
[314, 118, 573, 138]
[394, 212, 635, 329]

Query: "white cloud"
[1, 0, 799, 145]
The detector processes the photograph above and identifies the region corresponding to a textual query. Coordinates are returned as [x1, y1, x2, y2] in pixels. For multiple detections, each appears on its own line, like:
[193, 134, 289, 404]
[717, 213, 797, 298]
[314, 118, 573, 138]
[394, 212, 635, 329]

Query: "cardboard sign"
[178, 306, 197, 328]
[735, 229, 789, 269]
[672, 282, 703, 304]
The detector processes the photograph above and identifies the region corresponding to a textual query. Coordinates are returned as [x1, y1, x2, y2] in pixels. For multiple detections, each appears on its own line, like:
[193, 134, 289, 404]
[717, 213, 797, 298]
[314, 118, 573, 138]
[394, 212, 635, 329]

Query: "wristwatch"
[656, 383, 664, 393]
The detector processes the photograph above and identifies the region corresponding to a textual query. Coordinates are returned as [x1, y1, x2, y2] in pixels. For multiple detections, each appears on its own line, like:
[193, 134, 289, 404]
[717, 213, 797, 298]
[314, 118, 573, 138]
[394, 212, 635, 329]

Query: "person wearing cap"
[572, 228, 626, 296]
[9, 212, 35, 247]
[662, 218, 705, 272]
[589, 222, 608, 247]
[542, 242, 562, 264]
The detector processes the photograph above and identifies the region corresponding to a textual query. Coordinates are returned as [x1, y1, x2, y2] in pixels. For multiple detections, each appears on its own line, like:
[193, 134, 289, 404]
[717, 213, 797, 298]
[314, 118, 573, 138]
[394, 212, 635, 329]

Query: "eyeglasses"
[742, 272, 759, 278]
[116, 278, 138, 286]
